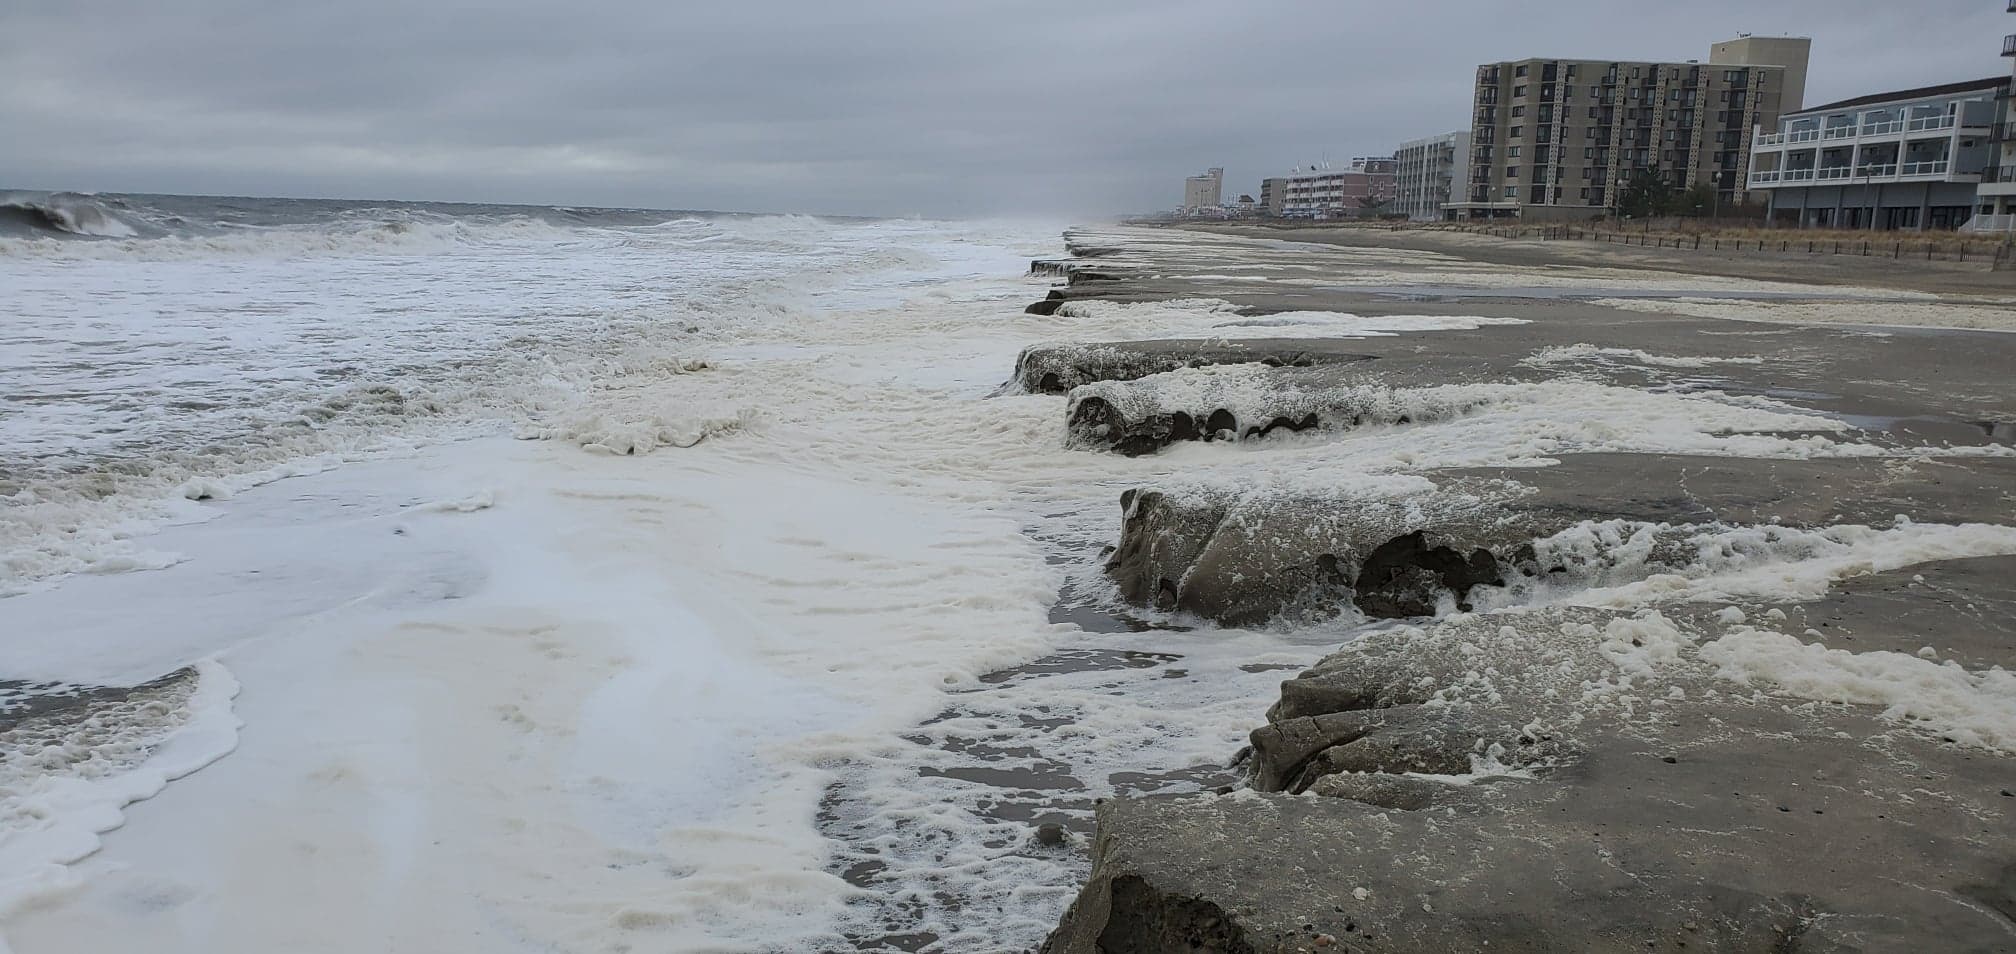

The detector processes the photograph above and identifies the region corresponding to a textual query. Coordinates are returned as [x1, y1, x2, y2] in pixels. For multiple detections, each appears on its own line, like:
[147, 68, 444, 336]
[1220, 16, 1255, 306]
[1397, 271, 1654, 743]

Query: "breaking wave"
[0, 192, 876, 262]
[0, 191, 139, 238]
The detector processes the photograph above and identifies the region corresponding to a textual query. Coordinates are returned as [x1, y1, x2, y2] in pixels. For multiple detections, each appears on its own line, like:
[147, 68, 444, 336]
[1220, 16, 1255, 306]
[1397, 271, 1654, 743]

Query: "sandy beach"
[1016, 223, 2016, 952]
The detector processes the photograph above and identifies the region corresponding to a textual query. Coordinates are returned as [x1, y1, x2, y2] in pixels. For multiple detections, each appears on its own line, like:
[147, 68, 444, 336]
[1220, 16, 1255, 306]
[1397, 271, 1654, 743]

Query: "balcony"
[1984, 165, 2016, 182]
[1861, 119, 1903, 136]
[1906, 115, 1956, 132]
[1823, 126, 1858, 140]
[1815, 166, 1854, 180]
[1855, 163, 1898, 177]
[1750, 170, 1781, 184]
[1898, 159, 1950, 177]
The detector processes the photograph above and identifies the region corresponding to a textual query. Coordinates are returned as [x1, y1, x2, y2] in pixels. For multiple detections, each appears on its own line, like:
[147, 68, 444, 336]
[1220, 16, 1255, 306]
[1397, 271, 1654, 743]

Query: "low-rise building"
[1394, 131, 1469, 221]
[1746, 77, 2004, 229]
[1183, 167, 1225, 210]
[1280, 158, 1398, 218]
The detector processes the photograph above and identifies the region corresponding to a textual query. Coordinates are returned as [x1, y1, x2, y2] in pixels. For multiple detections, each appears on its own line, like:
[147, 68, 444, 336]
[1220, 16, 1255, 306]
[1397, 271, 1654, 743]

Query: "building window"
[1508, 146, 1521, 157]
[1585, 126, 1597, 139]
[1513, 85, 1527, 97]
[1512, 105, 1525, 117]
[1583, 147, 1595, 159]
[1507, 166, 1520, 177]
[1510, 126, 1524, 138]
[1504, 185, 1519, 197]
[1515, 65, 1528, 77]
[1565, 64, 1578, 78]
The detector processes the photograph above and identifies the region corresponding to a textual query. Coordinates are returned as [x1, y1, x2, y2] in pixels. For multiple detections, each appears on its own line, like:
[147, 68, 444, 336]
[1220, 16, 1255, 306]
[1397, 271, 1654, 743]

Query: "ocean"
[4, 194, 1380, 952]
[0, 191, 1124, 950]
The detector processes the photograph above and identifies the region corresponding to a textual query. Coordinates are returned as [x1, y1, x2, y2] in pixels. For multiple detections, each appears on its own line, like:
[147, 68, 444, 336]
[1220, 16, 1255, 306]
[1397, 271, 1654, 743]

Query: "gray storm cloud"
[1, 0, 2000, 216]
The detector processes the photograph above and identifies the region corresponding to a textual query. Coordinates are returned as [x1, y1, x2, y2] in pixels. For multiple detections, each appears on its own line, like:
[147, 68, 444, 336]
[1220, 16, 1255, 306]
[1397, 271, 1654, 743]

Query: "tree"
[1356, 194, 1393, 217]
[1674, 183, 1717, 218]
[1616, 171, 1677, 219]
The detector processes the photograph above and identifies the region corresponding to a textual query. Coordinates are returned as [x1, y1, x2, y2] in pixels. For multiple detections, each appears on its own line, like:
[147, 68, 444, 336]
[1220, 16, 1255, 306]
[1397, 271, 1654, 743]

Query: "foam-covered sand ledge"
[1024, 225, 2016, 952]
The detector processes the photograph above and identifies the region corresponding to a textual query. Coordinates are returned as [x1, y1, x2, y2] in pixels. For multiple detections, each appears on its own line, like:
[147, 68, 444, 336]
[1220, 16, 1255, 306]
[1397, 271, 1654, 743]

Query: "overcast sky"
[2, 0, 2006, 217]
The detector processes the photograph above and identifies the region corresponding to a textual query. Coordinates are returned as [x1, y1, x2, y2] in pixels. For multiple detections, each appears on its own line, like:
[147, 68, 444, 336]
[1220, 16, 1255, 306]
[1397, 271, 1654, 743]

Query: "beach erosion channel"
[3, 209, 2014, 953]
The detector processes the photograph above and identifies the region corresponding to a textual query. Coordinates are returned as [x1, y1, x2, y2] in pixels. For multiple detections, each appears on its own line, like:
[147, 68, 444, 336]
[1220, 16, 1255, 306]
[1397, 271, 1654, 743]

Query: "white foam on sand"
[1700, 627, 2016, 753]
[0, 660, 241, 924]
[1591, 296, 2016, 332]
[1524, 343, 1766, 369]
[1050, 298, 1527, 339]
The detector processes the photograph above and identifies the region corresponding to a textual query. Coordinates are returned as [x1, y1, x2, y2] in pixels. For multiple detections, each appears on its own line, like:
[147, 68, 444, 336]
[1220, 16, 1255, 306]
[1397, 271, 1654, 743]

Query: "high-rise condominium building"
[1450, 36, 1810, 221]
[1974, 7, 2016, 229]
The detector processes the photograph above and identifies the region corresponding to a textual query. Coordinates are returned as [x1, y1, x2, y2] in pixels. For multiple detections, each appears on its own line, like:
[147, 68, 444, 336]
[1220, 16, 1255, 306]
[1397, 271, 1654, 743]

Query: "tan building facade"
[1710, 36, 1811, 113]
[1182, 167, 1224, 210]
[1451, 37, 1809, 221]
[1259, 177, 1288, 216]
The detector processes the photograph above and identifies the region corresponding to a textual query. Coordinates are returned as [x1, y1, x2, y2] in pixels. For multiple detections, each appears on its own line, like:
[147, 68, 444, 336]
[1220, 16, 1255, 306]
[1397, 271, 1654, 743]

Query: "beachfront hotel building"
[1745, 77, 2005, 229]
[1449, 36, 1810, 221]
[1278, 158, 1398, 218]
[1393, 131, 1470, 221]
[1182, 167, 1225, 210]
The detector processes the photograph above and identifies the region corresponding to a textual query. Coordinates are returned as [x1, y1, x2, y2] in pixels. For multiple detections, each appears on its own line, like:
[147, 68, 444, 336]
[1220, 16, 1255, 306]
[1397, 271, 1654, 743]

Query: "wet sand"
[1185, 221, 2016, 301]
[1007, 225, 2016, 952]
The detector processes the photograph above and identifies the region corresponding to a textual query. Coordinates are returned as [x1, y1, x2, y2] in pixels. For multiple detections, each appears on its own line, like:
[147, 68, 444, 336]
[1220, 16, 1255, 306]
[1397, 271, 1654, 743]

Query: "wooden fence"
[1446, 223, 2016, 268]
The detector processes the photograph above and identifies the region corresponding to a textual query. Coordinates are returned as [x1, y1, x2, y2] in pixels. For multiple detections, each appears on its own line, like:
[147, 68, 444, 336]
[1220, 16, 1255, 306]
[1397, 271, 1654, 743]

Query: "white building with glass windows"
[1969, 8, 2016, 230]
[1393, 131, 1469, 221]
[1746, 77, 2005, 229]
